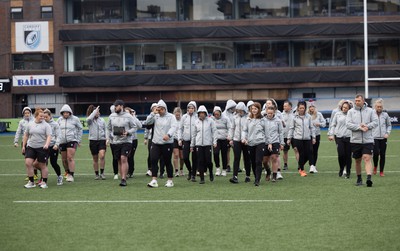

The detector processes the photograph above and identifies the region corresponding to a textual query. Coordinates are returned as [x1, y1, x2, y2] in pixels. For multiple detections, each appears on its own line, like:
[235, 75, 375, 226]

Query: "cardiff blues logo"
[23, 24, 41, 50]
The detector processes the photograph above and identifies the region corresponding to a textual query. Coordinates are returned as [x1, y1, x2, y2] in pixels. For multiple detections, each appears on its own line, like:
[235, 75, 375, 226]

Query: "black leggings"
[128, 139, 138, 175]
[182, 140, 197, 176]
[311, 135, 321, 166]
[292, 139, 313, 170]
[151, 143, 173, 178]
[233, 141, 251, 177]
[48, 146, 61, 176]
[196, 145, 213, 180]
[213, 139, 228, 170]
[373, 138, 387, 172]
[335, 137, 352, 175]
[248, 144, 265, 181]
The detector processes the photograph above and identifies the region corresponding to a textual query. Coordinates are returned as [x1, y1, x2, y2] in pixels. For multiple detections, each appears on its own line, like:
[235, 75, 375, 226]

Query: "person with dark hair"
[86, 105, 107, 180]
[191, 105, 217, 184]
[172, 107, 184, 177]
[124, 107, 143, 178]
[287, 101, 316, 177]
[146, 100, 178, 188]
[107, 100, 137, 187]
[241, 102, 266, 186]
[328, 100, 353, 178]
[178, 101, 198, 181]
[372, 99, 391, 177]
[56, 104, 83, 182]
[43, 109, 63, 185]
[282, 100, 295, 171]
[22, 108, 51, 189]
[307, 101, 326, 173]
[211, 106, 231, 177]
[346, 94, 378, 187]
[228, 102, 251, 183]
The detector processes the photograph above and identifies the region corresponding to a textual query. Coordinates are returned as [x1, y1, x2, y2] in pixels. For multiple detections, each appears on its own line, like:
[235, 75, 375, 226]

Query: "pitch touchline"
[13, 199, 293, 204]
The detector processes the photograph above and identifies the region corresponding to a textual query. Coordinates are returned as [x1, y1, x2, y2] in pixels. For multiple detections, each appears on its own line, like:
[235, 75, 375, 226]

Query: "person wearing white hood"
[14, 107, 38, 181]
[190, 105, 217, 184]
[222, 99, 237, 172]
[211, 106, 231, 177]
[228, 102, 251, 183]
[56, 104, 83, 182]
[178, 101, 198, 181]
[146, 99, 178, 188]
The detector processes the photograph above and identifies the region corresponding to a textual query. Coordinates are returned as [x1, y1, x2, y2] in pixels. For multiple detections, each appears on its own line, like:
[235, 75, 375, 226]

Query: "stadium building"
[0, 0, 399, 118]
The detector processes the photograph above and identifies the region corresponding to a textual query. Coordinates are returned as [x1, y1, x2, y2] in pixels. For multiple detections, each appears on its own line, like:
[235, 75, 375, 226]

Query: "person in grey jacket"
[56, 104, 83, 182]
[287, 101, 316, 177]
[124, 107, 143, 178]
[307, 102, 326, 173]
[372, 99, 391, 177]
[146, 99, 177, 188]
[282, 100, 296, 171]
[86, 105, 107, 180]
[222, 99, 236, 172]
[178, 101, 198, 181]
[241, 102, 266, 186]
[144, 103, 158, 177]
[190, 105, 217, 184]
[328, 100, 353, 178]
[106, 100, 137, 186]
[228, 102, 251, 183]
[43, 109, 63, 185]
[346, 94, 378, 187]
[263, 106, 285, 183]
[211, 106, 231, 177]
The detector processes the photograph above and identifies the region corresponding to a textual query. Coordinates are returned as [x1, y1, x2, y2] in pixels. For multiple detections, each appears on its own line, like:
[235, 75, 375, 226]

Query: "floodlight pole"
[363, 0, 369, 99]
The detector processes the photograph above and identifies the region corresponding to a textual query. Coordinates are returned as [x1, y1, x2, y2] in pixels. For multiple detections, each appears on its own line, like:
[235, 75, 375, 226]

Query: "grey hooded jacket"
[228, 102, 247, 141]
[47, 118, 61, 146]
[211, 107, 231, 140]
[372, 111, 391, 139]
[264, 115, 285, 145]
[14, 116, 33, 144]
[56, 104, 83, 145]
[328, 111, 352, 138]
[107, 111, 137, 144]
[191, 106, 217, 147]
[282, 110, 293, 138]
[288, 113, 316, 140]
[86, 109, 107, 141]
[241, 117, 266, 146]
[145, 100, 177, 145]
[311, 112, 326, 136]
[346, 104, 378, 144]
[178, 101, 198, 142]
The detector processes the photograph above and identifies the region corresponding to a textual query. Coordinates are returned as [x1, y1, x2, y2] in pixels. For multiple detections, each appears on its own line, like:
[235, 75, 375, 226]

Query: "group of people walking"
[15, 94, 391, 189]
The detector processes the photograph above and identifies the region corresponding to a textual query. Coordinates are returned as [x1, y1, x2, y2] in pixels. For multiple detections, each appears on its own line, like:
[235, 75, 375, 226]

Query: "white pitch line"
[13, 199, 293, 204]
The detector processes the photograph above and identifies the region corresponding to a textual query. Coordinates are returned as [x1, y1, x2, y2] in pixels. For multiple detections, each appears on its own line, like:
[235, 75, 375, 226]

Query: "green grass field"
[1, 131, 399, 251]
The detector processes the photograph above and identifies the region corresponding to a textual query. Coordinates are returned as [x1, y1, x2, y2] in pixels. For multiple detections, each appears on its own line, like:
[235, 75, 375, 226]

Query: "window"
[41, 6, 53, 19]
[12, 54, 54, 70]
[11, 7, 23, 19]
[238, 0, 289, 19]
[236, 42, 289, 68]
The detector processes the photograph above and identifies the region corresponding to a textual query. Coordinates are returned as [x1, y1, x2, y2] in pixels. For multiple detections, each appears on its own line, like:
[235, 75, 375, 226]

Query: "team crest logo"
[24, 24, 41, 50]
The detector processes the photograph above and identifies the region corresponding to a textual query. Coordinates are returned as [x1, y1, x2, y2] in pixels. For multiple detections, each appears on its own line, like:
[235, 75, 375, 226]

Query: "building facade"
[1, 0, 400, 118]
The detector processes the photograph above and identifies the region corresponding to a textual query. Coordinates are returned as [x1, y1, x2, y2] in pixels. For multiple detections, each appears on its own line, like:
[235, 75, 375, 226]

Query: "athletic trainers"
[146, 170, 152, 176]
[94, 175, 100, 180]
[380, 172, 385, 177]
[309, 165, 317, 173]
[277, 171, 283, 180]
[221, 170, 227, 176]
[343, 169, 347, 177]
[37, 179, 45, 186]
[39, 182, 48, 189]
[244, 176, 251, 183]
[113, 174, 118, 180]
[24, 181, 36, 188]
[66, 174, 74, 182]
[229, 176, 239, 184]
[119, 179, 127, 187]
[373, 167, 377, 175]
[215, 168, 221, 176]
[355, 179, 363, 186]
[147, 179, 158, 188]
[366, 179, 373, 187]
[226, 165, 231, 172]
[175, 172, 180, 177]
[57, 175, 63, 186]
[100, 173, 106, 180]
[165, 180, 174, 188]
[283, 164, 288, 171]
[300, 170, 307, 177]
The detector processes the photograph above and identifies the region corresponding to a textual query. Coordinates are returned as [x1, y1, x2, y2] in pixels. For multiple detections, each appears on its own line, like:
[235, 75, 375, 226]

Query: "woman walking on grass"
[124, 107, 143, 178]
[287, 101, 316, 177]
[307, 102, 326, 173]
[211, 106, 231, 177]
[86, 105, 107, 180]
[172, 107, 184, 177]
[23, 108, 52, 189]
[328, 100, 353, 178]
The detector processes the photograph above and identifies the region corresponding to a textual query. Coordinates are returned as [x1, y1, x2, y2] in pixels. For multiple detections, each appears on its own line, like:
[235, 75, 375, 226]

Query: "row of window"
[65, 0, 400, 24]
[11, 6, 53, 19]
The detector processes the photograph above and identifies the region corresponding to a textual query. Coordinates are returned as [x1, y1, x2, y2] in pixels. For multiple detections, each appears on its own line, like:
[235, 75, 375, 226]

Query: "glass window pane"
[181, 42, 234, 69]
[193, 0, 233, 20]
[125, 44, 176, 70]
[236, 42, 289, 68]
[238, 0, 289, 19]
[12, 53, 53, 70]
[135, 0, 177, 21]
[293, 40, 347, 67]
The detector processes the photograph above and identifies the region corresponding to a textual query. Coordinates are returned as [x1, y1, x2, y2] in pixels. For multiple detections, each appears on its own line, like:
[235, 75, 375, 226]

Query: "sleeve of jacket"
[278, 120, 284, 145]
[241, 119, 248, 142]
[190, 122, 197, 148]
[318, 112, 326, 128]
[385, 113, 392, 135]
[127, 116, 138, 136]
[328, 113, 337, 136]
[178, 116, 184, 141]
[287, 117, 294, 139]
[346, 110, 361, 132]
[54, 123, 61, 146]
[310, 117, 316, 139]
[367, 110, 378, 130]
[228, 117, 235, 140]
[167, 115, 178, 138]
[14, 120, 23, 144]
[75, 117, 83, 143]
[145, 113, 155, 126]
[106, 115, 112, 141]
[211, 120, 218, 145]
[86, 110, 97, 126]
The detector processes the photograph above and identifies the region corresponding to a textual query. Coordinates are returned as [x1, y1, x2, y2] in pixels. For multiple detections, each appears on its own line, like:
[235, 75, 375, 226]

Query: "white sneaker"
[175, 172, 180, 177]
[221, 170, 227, 177]
[24, 181, 36, 189]
[57, 175, 63, 186]
[313, 166, 318, 173]
[39, 182, 48, 189]
[165, 180, 174, 188]
[147, 179, 158, 188]
[113, 174, 119, 180]
[277, 171, 283, 180]
[215, 168, 221, 176]
[309, 165, 316, 173]
[66, 174, 74, 182]
[100, 173, 106, 180]
[37, 180, 45, 186]
[146, 170, 152, 176]
[343, 170, 347, 177]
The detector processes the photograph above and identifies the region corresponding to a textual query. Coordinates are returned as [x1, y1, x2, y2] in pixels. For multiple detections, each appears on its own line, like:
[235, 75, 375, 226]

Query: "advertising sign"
[12, 75, 54, 87]
[15, 22, 49, 52]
